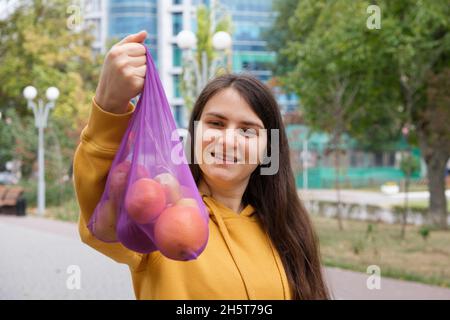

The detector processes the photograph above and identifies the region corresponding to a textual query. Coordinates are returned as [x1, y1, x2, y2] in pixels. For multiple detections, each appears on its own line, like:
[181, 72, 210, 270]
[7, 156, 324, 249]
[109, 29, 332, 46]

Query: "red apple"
[154, 173, 182, 205]
[125, 178, 166, 224]
[154, 205, 208, 261]
[175, 197, 199, 208]
[109, 160, 149, 202]
[109, 161, 131, 201]
[93, 199, 117, 242]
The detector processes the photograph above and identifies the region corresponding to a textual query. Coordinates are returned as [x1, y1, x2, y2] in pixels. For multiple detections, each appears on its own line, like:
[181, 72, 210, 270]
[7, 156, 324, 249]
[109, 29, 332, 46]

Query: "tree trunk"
[334, 147, 344, 231]
[425, 153, 449, 229]
[414, 68, 450, 230]
[401, 175, 410, 239]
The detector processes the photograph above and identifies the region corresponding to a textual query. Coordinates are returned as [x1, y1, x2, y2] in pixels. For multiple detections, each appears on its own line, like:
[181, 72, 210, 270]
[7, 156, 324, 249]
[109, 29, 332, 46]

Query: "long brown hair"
[187, 74, 330, 300]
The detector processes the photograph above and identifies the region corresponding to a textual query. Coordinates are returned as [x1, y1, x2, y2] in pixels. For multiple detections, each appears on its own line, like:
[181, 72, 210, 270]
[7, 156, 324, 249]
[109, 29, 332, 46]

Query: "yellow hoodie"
[73, 98, 292, 299]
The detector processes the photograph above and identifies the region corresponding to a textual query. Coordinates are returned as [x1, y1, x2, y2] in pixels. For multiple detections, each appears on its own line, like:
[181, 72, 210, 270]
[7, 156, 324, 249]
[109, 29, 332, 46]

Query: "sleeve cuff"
[81, 97, 135, 151]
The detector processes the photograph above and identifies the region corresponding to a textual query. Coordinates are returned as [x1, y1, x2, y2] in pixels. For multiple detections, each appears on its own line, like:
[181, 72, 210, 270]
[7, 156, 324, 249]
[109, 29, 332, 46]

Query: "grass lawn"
[312, 215, 450, 288]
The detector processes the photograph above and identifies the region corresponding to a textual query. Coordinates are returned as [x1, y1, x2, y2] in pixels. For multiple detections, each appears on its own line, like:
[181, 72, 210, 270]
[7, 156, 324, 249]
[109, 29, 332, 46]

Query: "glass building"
[84, 0, 299, 127]
[219, 0, 275, 81]
[108, 0, 158, 62]
[217, 0, 299, 114]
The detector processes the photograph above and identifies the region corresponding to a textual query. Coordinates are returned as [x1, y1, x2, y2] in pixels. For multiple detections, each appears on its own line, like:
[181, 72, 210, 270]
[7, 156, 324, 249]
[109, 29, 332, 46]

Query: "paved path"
[300, 189, 450, 208]
[0, 215, 134, 299]
[0, 215, 449, 300]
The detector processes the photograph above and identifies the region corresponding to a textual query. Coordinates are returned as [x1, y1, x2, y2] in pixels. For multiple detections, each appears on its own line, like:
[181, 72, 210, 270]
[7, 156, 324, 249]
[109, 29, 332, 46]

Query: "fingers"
[118, 30, 147, 46]
[121, 43, 147, 57]
[133, 65, 146, 78]
[128, 55, 146, 67]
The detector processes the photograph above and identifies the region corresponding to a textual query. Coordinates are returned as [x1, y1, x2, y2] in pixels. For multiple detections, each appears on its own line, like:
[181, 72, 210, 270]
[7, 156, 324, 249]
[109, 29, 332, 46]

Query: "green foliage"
[366, 223, 374, 237]
[0, 114, 15, 169]
[0, 0, 102, 182]
[20, 177, 75, 207]
[267, 0, 449, 149]
[400, 154, 421, 177]
[267, 0, 450, 226]
[2, 108, 37, 177]
[419, 226, 431, 242]
[264, 0, 300, 76]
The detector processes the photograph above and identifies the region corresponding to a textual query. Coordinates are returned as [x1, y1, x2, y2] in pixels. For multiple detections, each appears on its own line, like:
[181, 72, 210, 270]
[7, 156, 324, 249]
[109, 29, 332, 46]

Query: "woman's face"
[195, 87, 268, 188]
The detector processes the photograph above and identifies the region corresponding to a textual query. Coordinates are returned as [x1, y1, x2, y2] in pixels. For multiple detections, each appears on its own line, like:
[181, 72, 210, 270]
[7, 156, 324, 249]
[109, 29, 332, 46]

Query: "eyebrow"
[204, 112, 264, 129]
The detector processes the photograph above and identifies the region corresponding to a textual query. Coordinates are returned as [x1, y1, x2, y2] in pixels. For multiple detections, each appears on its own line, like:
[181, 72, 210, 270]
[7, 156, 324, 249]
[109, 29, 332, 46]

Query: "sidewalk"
[300, 189, 450, 208]
[0, 215, 449, 300]
[0, 215, 134, 299]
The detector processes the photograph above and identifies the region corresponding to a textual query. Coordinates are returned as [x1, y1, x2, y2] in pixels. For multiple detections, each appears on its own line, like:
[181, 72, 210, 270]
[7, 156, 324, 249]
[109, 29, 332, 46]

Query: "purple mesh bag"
[88, 46, 209, 261]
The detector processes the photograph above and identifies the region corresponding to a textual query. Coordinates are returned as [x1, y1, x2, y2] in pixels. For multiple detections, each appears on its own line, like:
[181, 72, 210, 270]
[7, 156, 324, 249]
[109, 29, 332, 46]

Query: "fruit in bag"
[176, 197, 199, 208]
[154, 172, 182, 205]
[179, 185, 199, 199]
[93, 199, 118, 242]
[117, 216, 157, 254]
[154, 205, 208, 261]
[109, 160, 149, 202]
[109, 160, 131, 201]
[90, 46, 209, 260]
[125, 178, 166, 224]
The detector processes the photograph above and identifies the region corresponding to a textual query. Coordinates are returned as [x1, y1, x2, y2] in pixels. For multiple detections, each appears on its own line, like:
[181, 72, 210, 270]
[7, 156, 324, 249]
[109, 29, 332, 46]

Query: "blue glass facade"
[218, 0, 275, 81]
[218, 0, 299, 112]
[105, 0, 299, 126]
[108, 0, 158, 64]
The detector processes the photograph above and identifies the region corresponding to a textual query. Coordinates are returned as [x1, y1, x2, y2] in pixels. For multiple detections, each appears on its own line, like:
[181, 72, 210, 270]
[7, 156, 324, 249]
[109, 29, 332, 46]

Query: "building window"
[173, 74, 181, 98]
[173, 45, 182, 67]
[174, 105, 183, 127]
[173, 13, 183, 36]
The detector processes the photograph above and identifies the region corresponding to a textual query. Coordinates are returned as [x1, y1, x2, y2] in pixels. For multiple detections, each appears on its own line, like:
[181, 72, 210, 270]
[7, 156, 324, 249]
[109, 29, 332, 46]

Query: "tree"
[381, 0, 450, 229]
[0, 0, 101, 182]
[399, 153, 421, 238]
[267, 0, 400, 229]
[267, 0, 450, 229]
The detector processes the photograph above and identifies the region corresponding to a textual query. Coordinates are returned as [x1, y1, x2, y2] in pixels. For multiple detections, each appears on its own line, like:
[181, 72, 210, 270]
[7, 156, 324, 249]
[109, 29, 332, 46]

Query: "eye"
[239, 128, 257, 138]
[208, 121, 223, 127]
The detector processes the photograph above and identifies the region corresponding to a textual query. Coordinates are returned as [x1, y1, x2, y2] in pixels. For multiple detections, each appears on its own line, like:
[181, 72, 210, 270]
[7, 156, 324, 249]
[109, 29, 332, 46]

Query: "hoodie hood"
[199, 191, 290, 299]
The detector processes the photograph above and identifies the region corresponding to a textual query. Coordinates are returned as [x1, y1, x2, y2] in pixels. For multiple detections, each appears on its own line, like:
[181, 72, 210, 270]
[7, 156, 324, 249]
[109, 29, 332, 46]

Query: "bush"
[419, 226, 431, 241]
[19, 178, 75, 207]
[392, 204, 429, 216]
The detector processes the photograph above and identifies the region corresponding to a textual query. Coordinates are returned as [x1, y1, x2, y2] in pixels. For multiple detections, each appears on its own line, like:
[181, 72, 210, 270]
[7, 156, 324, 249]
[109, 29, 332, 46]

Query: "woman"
[73, 31, 330, 299]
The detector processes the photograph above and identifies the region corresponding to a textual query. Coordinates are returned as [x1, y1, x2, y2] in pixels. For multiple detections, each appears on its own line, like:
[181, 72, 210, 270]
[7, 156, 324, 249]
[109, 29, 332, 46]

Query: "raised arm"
[73, 31, 149, 271]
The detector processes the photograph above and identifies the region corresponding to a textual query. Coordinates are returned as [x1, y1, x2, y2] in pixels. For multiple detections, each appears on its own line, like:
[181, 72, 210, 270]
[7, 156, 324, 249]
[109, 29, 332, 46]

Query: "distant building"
[82, 0, 108, 54]
[80, 0, 299, 127]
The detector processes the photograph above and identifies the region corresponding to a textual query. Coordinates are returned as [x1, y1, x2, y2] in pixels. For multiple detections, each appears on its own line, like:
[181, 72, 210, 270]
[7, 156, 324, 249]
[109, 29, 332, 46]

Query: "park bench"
[0, 185, 27, 216]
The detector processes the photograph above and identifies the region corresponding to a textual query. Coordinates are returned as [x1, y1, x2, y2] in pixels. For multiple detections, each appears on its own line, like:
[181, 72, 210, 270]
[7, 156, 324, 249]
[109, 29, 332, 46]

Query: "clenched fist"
[94, 30, 147, 114]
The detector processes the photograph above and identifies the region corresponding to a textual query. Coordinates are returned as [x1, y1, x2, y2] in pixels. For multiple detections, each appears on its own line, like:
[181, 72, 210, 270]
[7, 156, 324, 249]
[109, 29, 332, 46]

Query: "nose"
[215, 128, 240, 157]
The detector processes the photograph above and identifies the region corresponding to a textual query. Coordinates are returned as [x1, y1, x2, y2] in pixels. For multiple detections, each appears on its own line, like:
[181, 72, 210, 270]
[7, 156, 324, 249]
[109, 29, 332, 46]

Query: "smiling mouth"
[211, 152, 239, 164]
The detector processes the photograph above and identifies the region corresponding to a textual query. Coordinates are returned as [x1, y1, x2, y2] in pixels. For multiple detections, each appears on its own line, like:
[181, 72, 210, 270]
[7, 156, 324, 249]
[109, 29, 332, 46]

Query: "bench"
[0, 185, 27, 216]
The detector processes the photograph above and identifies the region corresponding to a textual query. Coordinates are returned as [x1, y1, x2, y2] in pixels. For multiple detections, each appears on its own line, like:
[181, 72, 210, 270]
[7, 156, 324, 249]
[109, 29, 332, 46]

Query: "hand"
[94, 30, 147, 114]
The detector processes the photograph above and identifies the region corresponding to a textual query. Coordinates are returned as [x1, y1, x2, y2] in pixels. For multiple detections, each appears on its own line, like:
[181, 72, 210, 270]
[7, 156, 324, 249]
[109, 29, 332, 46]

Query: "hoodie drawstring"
[202, 195, 254, 299]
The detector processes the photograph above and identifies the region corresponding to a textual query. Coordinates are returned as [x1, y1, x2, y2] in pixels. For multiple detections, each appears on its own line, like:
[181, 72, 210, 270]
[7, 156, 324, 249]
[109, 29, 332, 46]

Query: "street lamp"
[176, 29, 232, 96]
[23, 85, 59, 216]
[212, 31, 232, 51]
